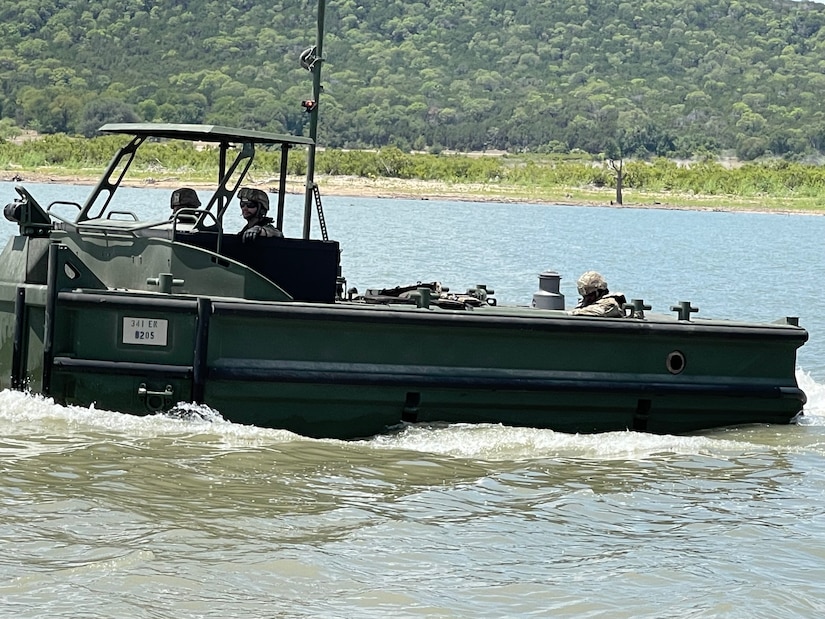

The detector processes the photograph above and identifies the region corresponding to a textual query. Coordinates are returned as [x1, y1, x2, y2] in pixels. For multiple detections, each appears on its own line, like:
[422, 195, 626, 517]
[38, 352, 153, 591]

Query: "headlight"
[3, 201, 22, 223]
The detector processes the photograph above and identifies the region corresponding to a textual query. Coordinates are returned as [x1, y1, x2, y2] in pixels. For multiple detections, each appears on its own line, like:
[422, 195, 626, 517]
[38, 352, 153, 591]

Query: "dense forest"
[3, 0, 825, 160]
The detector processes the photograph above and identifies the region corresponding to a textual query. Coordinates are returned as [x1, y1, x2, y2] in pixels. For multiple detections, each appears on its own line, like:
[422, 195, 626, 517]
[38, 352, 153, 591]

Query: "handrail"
[170, 208, 221, 239]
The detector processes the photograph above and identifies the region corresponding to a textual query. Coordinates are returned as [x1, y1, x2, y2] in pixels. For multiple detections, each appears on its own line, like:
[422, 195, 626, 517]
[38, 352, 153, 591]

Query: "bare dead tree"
[608, 157, 623, 205]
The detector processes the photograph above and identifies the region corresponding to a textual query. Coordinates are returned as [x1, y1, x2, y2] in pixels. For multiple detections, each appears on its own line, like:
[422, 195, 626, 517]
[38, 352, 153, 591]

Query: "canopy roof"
[99, 123, 314, 146]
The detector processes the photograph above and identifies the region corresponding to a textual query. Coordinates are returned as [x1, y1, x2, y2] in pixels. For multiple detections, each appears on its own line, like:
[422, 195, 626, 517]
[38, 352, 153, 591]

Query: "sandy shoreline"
[1, 169, 611, 204]
[2, 169, 817, 214]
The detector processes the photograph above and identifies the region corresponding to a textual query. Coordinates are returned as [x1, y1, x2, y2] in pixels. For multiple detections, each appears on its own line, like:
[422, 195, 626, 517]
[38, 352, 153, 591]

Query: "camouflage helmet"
[238, 187, 269, 215]
[170, 187, 201, 209]
[576, 271, 608, 296]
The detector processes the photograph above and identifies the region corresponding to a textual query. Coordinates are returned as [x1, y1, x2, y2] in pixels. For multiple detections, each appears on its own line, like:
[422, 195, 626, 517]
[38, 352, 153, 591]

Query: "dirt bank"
[1, 169, 816, 214]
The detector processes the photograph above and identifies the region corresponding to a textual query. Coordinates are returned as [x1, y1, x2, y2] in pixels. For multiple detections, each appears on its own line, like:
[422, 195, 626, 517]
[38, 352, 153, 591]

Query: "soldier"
[237, 187, 283, 241]
[170, 187, 201, 214]
[569, 271, 626, 317]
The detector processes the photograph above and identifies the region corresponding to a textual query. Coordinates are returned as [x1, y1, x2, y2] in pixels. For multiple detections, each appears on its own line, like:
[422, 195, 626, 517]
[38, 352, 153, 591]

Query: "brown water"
[2, 376, 825, 619]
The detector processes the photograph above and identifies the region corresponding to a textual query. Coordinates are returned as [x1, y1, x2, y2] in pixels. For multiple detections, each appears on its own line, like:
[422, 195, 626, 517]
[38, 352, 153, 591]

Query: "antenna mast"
[301, 0, 326, 240]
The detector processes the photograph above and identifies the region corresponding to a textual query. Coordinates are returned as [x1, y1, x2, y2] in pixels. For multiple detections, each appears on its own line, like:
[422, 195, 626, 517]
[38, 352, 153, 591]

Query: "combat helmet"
[576, 271, 608, 297]
[170, 187, 201, 209]
[238, 187, 269, 215]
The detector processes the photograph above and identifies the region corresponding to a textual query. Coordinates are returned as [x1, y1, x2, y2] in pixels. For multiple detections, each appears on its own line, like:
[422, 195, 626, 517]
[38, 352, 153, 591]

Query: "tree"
[16, 86, 81, 134]
[608, 157, 624, 205]
[77, 98, 140, 137]
[4, 0, 825, 154]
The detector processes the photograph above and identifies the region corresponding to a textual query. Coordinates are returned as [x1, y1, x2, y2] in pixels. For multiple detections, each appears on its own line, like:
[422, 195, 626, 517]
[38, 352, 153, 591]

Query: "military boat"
[0, 2, 808, 438]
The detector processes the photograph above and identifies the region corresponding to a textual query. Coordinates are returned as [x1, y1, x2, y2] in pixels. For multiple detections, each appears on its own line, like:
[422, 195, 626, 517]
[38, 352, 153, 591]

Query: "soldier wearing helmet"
[237, 187, 283, 242]
[569, 270, 626, 317]
[170, 187, 201, 222]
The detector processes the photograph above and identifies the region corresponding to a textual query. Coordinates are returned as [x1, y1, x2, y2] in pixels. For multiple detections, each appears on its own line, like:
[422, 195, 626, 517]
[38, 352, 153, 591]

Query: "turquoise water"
[1, 181, 824, 618]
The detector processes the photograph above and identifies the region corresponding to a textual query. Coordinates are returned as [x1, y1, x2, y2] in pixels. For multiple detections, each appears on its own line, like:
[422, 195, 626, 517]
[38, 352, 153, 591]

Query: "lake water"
[2, 181, 825, 618]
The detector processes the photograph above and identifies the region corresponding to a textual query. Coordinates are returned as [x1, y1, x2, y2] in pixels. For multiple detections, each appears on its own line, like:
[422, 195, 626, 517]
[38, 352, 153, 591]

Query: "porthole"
[666, 350, 686, 375]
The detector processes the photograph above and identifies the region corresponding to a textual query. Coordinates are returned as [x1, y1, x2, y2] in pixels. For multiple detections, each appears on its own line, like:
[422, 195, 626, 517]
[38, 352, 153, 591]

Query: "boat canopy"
[99, 123, 315, 147]
[77, 123, 315, 228]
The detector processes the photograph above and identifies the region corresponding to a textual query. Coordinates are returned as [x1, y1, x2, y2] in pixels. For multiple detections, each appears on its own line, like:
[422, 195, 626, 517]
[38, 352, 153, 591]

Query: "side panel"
[24, 305, 44, 393]
[32, 290, 806, 439]
[197, 303, 806, 438]
[0, 298, 15, 390]
[0, 286, 46, 392]
[54, 231, 292, 302]
[50, 293, 198, 415]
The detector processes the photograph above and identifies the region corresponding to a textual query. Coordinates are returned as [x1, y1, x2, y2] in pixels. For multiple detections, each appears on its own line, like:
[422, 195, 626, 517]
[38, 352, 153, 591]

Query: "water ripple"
[3, 380, 825, 617]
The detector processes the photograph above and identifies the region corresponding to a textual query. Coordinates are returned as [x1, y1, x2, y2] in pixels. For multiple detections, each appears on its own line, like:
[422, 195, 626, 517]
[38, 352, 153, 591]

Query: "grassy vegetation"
[2, 135, 825, 213]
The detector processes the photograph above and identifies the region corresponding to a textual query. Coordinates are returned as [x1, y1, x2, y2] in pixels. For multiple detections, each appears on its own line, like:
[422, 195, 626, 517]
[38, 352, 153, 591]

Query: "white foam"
[2, 367, 823, 458]
[365, 422, 754, 461]
[798, 369, 825, 425]
[0, 389, 299, 448]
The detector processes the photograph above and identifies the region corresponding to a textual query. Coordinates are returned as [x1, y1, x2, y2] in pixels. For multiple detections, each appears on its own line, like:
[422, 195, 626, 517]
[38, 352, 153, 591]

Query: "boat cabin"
[5, 124, 342, 303]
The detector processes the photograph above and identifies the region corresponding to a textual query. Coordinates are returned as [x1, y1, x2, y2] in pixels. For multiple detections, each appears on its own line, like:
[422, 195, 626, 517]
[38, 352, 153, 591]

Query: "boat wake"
[162, 401, 225, 423]
[796, 369, 825, 424]
[367, 368, 825, 459]
[1, 366, 823, 459]
[366, 421, 751, 460]
[0, 390, 298, 445]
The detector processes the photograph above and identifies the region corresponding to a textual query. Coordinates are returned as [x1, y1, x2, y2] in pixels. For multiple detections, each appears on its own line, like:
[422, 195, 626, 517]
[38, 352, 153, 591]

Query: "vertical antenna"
[302, 0, 326, 239]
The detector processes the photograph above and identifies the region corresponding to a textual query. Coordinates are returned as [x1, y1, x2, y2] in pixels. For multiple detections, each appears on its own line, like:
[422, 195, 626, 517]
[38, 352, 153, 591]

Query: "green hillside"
[3, 0, 825, 159]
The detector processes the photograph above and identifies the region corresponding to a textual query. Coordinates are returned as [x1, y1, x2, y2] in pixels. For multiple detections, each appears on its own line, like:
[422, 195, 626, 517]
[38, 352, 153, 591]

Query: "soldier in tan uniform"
[569, 271, 626, 317]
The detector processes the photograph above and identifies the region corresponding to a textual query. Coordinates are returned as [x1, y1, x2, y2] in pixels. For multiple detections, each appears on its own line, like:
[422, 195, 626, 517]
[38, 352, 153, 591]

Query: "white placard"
[122, 317, 168, 346]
